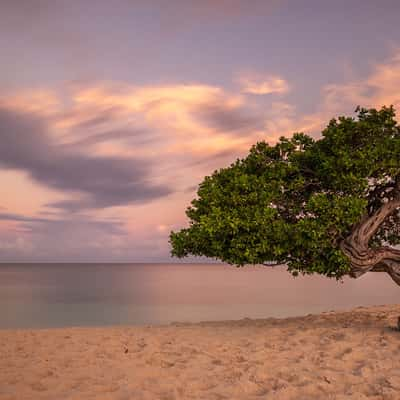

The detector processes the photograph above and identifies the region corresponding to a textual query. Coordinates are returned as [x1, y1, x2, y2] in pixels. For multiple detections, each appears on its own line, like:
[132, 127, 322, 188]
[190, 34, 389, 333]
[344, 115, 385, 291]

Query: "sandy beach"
[1, 305, 400, 400]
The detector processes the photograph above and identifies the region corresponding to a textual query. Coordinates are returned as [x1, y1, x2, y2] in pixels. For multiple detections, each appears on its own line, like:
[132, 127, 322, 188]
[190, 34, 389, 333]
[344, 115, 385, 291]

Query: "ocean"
[0, 263, 398, 329]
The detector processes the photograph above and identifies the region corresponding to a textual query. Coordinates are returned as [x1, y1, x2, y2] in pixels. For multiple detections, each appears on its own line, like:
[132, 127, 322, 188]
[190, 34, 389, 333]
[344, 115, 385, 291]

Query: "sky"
[1, 0, 400, 262]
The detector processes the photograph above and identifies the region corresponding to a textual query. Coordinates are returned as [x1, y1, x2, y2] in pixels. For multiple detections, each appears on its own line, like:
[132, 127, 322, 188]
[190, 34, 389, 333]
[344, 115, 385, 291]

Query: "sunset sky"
[1, 0, 400, 262]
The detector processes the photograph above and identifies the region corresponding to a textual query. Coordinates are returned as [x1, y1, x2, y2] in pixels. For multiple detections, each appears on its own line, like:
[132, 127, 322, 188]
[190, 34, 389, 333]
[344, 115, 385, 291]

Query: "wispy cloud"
[321, 51, 400, 113]
[256, 50, 400, 141]
[0, 107, 172, 212]
[238, 73, 290, 95]
[3, 82, 270, 163]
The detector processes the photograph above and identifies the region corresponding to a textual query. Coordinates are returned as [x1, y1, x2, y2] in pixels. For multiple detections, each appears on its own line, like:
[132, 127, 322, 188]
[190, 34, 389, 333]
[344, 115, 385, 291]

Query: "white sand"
[1, 304, 400, 400]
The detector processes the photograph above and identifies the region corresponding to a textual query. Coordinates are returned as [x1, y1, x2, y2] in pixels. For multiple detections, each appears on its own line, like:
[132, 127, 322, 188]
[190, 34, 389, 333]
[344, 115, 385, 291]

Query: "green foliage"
[170, 106, 400, 279]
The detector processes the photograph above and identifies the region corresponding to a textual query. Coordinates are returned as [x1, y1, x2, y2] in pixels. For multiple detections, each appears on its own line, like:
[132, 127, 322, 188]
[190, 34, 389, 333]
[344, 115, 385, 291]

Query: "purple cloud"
[0, 107, 172, 211]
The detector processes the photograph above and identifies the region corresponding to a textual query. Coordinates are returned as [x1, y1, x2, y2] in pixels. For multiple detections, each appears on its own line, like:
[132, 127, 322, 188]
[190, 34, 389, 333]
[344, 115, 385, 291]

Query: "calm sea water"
[0, 263, 399, 329]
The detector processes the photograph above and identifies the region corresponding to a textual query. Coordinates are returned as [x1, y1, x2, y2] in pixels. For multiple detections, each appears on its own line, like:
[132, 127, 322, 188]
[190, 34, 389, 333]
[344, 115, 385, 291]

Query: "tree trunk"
[340, 196, 400, 286]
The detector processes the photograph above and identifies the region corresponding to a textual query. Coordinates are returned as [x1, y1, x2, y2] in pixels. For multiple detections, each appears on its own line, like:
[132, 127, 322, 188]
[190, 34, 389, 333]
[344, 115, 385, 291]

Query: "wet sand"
[1, 304, 400, 400]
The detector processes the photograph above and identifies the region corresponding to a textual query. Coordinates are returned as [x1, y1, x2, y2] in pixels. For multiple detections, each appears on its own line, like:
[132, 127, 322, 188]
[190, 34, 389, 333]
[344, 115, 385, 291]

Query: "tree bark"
[340, 195, 400, 286]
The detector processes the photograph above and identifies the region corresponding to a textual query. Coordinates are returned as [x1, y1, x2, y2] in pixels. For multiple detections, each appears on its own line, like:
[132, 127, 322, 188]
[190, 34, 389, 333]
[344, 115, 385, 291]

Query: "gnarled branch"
[340, 189, 400, 284]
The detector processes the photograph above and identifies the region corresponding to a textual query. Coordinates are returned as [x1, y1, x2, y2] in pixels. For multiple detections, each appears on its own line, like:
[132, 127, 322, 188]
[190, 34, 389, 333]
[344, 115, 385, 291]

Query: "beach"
[1, 304, 399, 400]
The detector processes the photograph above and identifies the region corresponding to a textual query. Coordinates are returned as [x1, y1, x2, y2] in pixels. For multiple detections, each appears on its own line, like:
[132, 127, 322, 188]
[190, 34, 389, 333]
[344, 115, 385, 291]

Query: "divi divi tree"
[170, 106, 400, 286]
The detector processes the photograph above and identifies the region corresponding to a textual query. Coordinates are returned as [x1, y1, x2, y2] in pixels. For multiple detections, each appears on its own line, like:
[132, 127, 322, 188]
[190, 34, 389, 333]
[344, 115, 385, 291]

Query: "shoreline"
[2, 303, 399, 332]
[1, 304, 400, 399]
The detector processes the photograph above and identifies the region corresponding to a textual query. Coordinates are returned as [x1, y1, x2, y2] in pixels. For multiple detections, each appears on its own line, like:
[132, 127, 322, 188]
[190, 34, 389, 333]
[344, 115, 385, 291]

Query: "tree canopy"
[170, 106, 400, 285]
